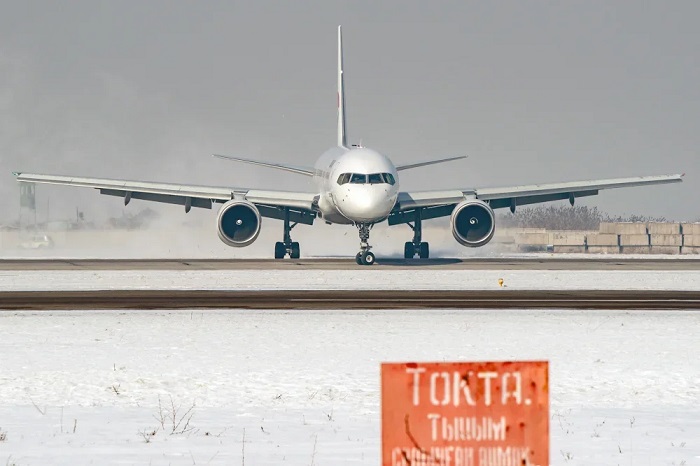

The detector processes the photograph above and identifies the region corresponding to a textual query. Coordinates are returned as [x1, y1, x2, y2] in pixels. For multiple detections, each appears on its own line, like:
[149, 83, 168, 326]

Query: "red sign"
[382, 361, 548, 466]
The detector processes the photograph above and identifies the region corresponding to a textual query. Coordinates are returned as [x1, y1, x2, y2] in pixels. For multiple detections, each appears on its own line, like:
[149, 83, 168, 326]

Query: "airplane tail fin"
[337, 25, 348, 148]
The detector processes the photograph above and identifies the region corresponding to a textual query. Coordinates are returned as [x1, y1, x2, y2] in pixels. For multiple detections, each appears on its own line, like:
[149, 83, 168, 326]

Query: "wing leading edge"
[474, 173, 683, 210]
[13, 172, 318, 216]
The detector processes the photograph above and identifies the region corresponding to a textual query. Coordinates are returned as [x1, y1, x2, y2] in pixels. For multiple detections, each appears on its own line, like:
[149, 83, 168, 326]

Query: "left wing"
[389, 174, 683, 224]
[13, 172, 318, 220]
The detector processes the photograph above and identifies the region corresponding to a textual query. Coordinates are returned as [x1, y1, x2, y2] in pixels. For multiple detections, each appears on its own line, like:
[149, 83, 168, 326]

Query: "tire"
[274, 242, 286, 259]
[290, 242, 300, 259]
[419, 242, 429, 259]
[361, 251, 376, 265]
[355, 252, 363, 265]
[404, 242, 414, 259]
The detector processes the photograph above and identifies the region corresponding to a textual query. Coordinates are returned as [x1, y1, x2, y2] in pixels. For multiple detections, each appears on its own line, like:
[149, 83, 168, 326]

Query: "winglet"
[337, 25, 347, 148]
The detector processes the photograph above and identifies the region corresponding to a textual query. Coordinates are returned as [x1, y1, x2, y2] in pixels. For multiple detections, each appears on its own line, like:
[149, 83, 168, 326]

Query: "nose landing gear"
[355, 223, 376, 265]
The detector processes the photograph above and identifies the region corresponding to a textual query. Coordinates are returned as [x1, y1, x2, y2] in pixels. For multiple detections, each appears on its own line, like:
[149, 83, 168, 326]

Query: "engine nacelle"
[451, 199, 495, 247]
[216, 200, 261, 247]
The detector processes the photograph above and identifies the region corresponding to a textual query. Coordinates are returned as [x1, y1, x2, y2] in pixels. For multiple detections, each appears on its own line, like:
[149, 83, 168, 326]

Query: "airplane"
[14, 26, 683, 265]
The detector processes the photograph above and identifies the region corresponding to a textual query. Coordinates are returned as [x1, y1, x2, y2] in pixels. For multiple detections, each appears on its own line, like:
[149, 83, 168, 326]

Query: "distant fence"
[496, 222, 700, 254]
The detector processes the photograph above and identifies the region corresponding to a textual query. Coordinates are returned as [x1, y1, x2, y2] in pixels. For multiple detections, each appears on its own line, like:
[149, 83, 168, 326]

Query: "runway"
[2, 289, 699, 310]
[1, 257, 699, 270]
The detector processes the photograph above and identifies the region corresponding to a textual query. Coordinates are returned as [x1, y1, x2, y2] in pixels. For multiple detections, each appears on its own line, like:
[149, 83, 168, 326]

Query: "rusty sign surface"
[381, 361, 548, 466]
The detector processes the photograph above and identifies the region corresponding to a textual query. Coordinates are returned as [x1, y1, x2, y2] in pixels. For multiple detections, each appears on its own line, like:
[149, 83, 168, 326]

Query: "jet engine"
[450, 200, 495, 247]
[216, 200, 261, 247]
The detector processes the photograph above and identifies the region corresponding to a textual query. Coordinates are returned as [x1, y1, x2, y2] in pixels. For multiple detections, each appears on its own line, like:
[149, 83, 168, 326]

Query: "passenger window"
[350, 173, 367, 184]
[368, 173, 383, 184]
[383, 173, 396, 185]
[337, 173, 351, 185]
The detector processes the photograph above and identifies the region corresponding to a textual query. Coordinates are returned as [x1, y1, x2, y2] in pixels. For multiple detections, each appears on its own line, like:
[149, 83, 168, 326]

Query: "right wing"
[389, 174, 683, 224]
[14, 172, 318, 223]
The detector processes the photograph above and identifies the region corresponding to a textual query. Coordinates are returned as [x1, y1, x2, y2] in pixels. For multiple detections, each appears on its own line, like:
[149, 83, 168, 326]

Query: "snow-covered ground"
[1, 309, 699, 465]
[1, 268, 700, 291]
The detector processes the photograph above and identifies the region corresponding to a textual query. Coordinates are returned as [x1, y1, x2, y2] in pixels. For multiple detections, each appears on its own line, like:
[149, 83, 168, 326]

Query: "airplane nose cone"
[337, 186, 395, 222]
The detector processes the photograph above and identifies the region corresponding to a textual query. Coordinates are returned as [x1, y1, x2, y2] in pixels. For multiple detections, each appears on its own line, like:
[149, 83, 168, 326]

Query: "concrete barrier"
[550, 231, 587, 246]
[514, 232, 549, 245]
[586, 233, 619, 246]
[599, 222, 647, 235]
[647, 222, 681, 235]
[621, 246, 651, 254]
[683, 235, 700, 247]
[553, 246, 586, 253]
[681, 223, 700, 235]
[650, 246, 680, 254]
[619, 234, 650, 246]
[587, 246, 620, 254]
[650, 235, 682, 247]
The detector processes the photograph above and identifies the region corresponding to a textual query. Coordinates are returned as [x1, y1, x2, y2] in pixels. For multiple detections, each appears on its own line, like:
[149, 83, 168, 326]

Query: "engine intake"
[216, 200, 261, 247]
[451, 200, 495, 247]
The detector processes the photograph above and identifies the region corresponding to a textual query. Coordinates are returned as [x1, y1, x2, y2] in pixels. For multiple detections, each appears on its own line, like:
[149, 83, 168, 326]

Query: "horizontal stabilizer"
[213, 154, 315, 176]
[396, 155, 466, 171]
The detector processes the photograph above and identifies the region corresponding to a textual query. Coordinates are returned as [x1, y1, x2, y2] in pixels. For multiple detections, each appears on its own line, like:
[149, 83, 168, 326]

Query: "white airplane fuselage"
[312, 146, 400, 225]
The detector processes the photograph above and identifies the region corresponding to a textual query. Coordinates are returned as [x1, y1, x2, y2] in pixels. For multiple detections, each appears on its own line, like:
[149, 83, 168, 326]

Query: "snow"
[1, 309, 699, 465]
[1, 269, 700, 291]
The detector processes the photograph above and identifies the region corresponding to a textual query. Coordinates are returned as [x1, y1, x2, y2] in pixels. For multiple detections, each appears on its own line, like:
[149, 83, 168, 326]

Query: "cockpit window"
[337, 172, 396, 185]
[368, 173, 383, 184]
[350, 173, 367, 184]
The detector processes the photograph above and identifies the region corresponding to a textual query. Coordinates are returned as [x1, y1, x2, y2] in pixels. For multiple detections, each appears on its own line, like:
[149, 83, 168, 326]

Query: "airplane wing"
[389, 174, 683, 224]
[13, 172, 318, 223]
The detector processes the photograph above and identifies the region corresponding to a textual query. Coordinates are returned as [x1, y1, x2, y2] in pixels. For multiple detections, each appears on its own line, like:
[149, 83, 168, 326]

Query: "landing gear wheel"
[404, 242, 414, 259]
[361, 251, 376, 265]
[419, 242, 429, 259]
[290, 242, 300, 259]
[355, 252, 363, 265]
[274, 242, 286, 259]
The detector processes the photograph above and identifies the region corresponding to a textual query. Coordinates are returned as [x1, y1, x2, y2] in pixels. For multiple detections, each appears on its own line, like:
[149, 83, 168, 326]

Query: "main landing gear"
[355, 223, 376, 266]
[274, 208, 300, 259]
[404, 209, 429, 259]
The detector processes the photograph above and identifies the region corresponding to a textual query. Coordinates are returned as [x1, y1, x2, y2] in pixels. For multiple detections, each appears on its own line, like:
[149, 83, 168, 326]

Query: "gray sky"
[1, 0, 697, 224]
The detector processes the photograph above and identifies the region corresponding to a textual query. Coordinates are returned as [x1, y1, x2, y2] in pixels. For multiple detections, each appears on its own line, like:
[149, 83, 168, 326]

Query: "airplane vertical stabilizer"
[337, 25, 348, 148]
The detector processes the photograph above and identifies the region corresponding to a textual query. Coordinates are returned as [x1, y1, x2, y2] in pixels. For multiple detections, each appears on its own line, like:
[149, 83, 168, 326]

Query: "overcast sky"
[1, 0, 697, 224]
